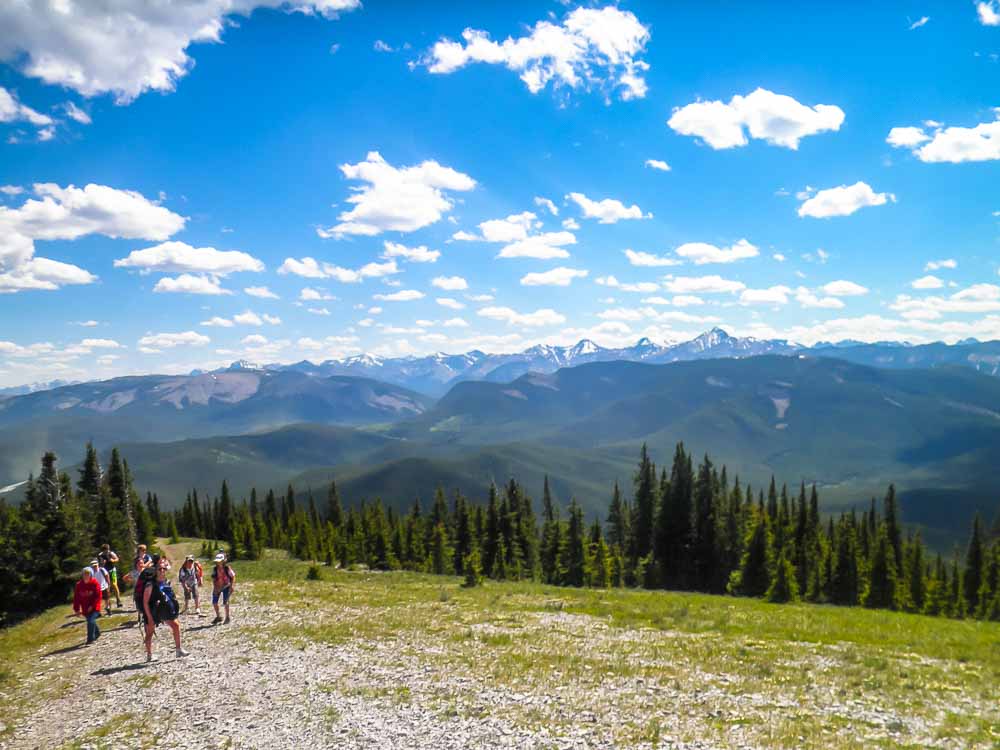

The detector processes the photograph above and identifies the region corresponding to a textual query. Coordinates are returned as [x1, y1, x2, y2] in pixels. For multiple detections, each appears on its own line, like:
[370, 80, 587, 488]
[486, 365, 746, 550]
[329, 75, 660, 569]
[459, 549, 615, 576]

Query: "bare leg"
[168, 620, 181, 649]
[144, 621, 155, 657]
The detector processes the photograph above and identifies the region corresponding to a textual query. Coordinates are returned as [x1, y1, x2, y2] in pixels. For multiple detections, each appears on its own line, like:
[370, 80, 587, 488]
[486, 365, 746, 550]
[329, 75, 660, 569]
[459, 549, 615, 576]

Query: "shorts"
[212, 586, 231, 605]
[109, 569, 118, 585]
[101, 589, 110, 602]
[183, 584, 199, 601]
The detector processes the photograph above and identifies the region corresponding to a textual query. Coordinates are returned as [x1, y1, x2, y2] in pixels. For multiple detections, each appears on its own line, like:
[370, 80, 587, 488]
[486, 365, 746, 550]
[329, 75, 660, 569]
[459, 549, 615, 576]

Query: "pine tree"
[430, 523, 451, 575]
[483, 483, 501, 578]
[656, 443, 692, 589]
[906, 532, 926, 613]
[606, 480, 629, 551]
[863, 525, 900, 610]
[883, 484, 903, 574]
[830, 518, 860, 606]
[691, 454, 719, 591]
[463, 548, 484, 588]
[963, 514, 986, 613]
[326, 480, 344, 528]
[730, 508, 772, 597]
[631, 444, 658, 564]
[560, 499, 588, 587]
[766, 549, 799, 603]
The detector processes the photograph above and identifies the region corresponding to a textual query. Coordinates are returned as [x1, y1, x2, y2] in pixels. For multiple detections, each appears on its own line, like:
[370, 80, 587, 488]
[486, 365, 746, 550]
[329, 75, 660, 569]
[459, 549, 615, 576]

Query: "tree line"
[2, 442, 999, 626]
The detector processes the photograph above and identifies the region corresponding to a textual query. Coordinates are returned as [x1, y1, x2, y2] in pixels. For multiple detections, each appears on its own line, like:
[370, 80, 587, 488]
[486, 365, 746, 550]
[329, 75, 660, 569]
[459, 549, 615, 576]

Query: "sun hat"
[89, 559, 99, 566]
[185, 555, 195, 561]
[214, 553, 226, 562]
[82, 567, 92, 575]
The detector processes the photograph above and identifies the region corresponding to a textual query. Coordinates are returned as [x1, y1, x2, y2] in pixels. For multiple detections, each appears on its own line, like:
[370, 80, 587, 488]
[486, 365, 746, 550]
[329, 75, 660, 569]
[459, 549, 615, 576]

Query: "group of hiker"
[72, 542, 237, 662]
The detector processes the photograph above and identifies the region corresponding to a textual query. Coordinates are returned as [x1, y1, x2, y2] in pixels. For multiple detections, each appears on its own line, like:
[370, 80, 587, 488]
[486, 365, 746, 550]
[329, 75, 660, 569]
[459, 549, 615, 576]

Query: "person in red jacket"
[73, 567, 102, 645]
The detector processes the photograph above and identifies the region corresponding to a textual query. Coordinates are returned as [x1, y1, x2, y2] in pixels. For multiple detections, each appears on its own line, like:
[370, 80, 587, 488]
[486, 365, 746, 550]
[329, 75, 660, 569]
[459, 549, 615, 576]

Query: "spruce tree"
[863, 525, 900, 610]
[631, 444, 658, 564]
[963, 514, 985, 613]
[430, 522, 451, 575]
[691, 454, 719, 591]
[730, 508, 772, 597]
[656, 443, 692, 589]
[766, 549, 799, 603]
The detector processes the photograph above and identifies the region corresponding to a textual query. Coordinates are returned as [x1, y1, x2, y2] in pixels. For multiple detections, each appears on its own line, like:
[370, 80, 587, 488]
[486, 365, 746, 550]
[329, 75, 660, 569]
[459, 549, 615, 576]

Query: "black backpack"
[151, 580, 179, 623]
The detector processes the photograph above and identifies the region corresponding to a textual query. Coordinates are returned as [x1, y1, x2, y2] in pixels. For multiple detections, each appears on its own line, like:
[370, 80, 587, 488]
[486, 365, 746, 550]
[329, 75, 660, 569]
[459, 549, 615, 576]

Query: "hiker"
[98, 544, 122, 610]
[123, 544, 153, 586]
[178, 555, 204, 616]
[139, 555, 188, 662]
[90, 558, 112, 616]
[210, 553, 236, 625]
[73, 567, 102, 645]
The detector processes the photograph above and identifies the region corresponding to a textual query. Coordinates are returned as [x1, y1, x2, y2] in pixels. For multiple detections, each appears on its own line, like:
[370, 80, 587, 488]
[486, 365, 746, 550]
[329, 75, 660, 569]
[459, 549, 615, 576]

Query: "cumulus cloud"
[478, 306, 566, 327]
[0, 1, 361, 103]
[442, 317, 468, 328]
[820, 280, 869, 297]
[797, 182, 895, 218]
[794, 287, 844, 309]
[925, 259, 957, 271]
[432, 275, 468, 291]
[534, 197, 558, 216]
[381, 240, 440, 263]
[595, 276, 659, 293]
[887, 110, 1000, 163]
[421, 6, 651, 101]
[662, 275, 746, 294]
[568, 192, 649, 223]
[0, 183, 186, 292]
[889, 285, 1000, 320]
[300, 287, 333, 301]
[520, 267, 588, 286]
[278, 256, 399, 283]
[911, 275, 944, 290]
[623, 249, 682, 268]
[739, 285, 792, 306]
[63, 101, 91, 124]
[497, 232, 576, 260]
[667, 88, 845, 150]
[318, 151, 475, 237]
[645, 159, 671, 171]
[233, 310, 281, 326]
[244, 285, 278, 299]
[674, 239, 758, 265]
[0, 86, 52, 126]
[137, 330, 209, 353]
[114, 240, 263, 275]
[977, 1, 1000, 25]
[437, 297, 465, 310]
[200, 316, 234, 328]
[153, 273, 230, 295]
[373, 289, 425, 302]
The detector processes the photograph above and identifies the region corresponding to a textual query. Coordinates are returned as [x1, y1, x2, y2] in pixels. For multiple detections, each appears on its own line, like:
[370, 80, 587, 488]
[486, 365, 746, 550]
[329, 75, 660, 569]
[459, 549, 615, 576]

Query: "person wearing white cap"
[178, 554, 204, 616]
[90, 559, 111, 616]
[210, 552, 236, 625]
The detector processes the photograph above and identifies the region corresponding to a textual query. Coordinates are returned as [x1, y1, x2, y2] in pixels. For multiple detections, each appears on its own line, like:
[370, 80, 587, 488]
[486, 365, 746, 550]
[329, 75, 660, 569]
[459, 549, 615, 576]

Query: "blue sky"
[0, 0, 999, 386]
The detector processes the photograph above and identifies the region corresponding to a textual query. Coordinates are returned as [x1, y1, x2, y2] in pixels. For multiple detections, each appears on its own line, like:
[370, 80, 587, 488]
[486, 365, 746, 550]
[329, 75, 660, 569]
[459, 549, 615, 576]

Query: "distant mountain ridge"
[217, 328, 999, 395]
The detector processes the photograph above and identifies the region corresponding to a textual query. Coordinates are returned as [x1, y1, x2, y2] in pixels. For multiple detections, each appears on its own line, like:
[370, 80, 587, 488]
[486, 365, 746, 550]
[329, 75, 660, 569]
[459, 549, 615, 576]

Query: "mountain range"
[216, 328, 1000, 396]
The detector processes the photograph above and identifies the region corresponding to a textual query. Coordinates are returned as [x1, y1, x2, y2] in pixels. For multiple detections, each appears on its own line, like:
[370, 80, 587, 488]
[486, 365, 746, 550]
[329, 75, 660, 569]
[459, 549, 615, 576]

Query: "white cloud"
[520, 267, 588, 287]
[977, 1, 1000, 26]
[442, 317, 468, 328]
[114, 240, 263, 275]
[300, 287, 333, 301]
[373, 289, 425, 301]
[244, 285, 278, 299]
[797, 182, 895, 218]
[0, 257, 97, 293]
[671, 295, 705, 307]
[137, 330, 209, 352]
[908, 16, 930, 30]
[0, 1, 361, 103]
[0, 185, 24, 196]
[667, 88, 845, 150]
[381, 240, 440, 263]
[887, 111, 1000, 163]
[319, 151, 475, 237]
[153, 274, 230, 295]
[451, 230, 480, 242]
[478, 306, 566, 327]
[624, 249, 682, 267]
[63, 101, 91, 124]
[437, 297, 465, 310]
[662, 275, 746, 294]
[374, 39, 394, 52]
[308, 307, 331, 316]
[534, 197, 558, 216]
[889, 286, 1000, 319]
[595, 276, 659, 293]
[561, 217, 580, 230]
[497, 232, 576, 260]
[820, 280, 869, 297]
[0, 86, 52, 126]
[466, 293, 494, 302]
[568, 192, 649, 223]
[794, 287, 844, 309]
[241, 334, 268, 346]
[925, 259, 957, 271]
[675, 239, 758, 265]
[644, 159, 671, 172]
[232, 310, 280, 326]
[73, 320, 99, 327]
[773, 253, 786, 262]
[200, 316, 234, 328]
[278, 256, 399, 283]
[911, 275, 944, 290]
[739, 285, 792, 306]
[368, 306, 382, 315]
[421, 6, 651, 101]
[432, 275, 468, 291]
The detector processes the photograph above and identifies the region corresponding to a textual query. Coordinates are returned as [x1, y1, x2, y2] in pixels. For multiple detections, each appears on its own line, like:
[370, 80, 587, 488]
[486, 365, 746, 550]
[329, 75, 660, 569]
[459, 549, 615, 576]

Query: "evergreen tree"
[963, 514, 986, 613]
[830, 518, 860, 606]
[766, 549, 799, 603]
[656, 443, 693, 589]
[559, 499, 588, 587]
[883, 484, 904, 574]
[483, 483, 501, 577]
[863, 525, 900, 610]
[326, 480, 344, 528]
[630, 444, 658, 564]
[430, 523, 451, 575]
[691, 454, 719, 591]
[906, 532, 926, 613]
[730, 508, 772, 597]
[606, 480, 629, 551]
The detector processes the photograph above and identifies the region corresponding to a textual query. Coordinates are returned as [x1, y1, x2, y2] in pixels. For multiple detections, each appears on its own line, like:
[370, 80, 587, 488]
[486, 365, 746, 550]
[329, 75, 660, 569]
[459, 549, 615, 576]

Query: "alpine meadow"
[0, 2, 998, 749]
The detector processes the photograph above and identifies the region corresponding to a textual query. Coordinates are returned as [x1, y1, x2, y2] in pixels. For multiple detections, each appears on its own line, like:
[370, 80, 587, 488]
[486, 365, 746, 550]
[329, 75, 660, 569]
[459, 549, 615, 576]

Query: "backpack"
[134, 568, 155, 611]
[150, 580, 179, 624]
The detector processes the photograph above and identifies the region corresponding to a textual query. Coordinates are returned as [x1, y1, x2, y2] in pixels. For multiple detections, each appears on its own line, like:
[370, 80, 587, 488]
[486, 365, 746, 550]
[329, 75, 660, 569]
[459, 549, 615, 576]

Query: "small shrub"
[306, 564, 323, 581]
[463, 549, 484, 588]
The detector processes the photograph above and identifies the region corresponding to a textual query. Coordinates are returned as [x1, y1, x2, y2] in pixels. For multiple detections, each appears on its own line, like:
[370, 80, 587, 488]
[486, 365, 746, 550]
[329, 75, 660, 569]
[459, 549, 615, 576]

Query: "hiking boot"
[212, 615, 223, 625]
[223, 616, 230, 625]
[176, 648, 190, 658]
[146, 653, 157, 663]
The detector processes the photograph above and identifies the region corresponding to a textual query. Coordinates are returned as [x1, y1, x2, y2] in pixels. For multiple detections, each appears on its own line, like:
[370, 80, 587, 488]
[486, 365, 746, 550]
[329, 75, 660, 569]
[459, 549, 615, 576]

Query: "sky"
[0, 0, 999, 387]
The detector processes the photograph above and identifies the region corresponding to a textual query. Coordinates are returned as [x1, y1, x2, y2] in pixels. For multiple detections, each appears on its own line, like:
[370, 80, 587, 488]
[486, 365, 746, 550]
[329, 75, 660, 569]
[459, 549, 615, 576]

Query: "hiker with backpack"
[210, 553, 236, 625]
[98, 544, 123, 610]
[178, 555, 204, 616]
[90, 558, 112, 617]
[73, 567, 102, 645]
[138, 555, 189, 662]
